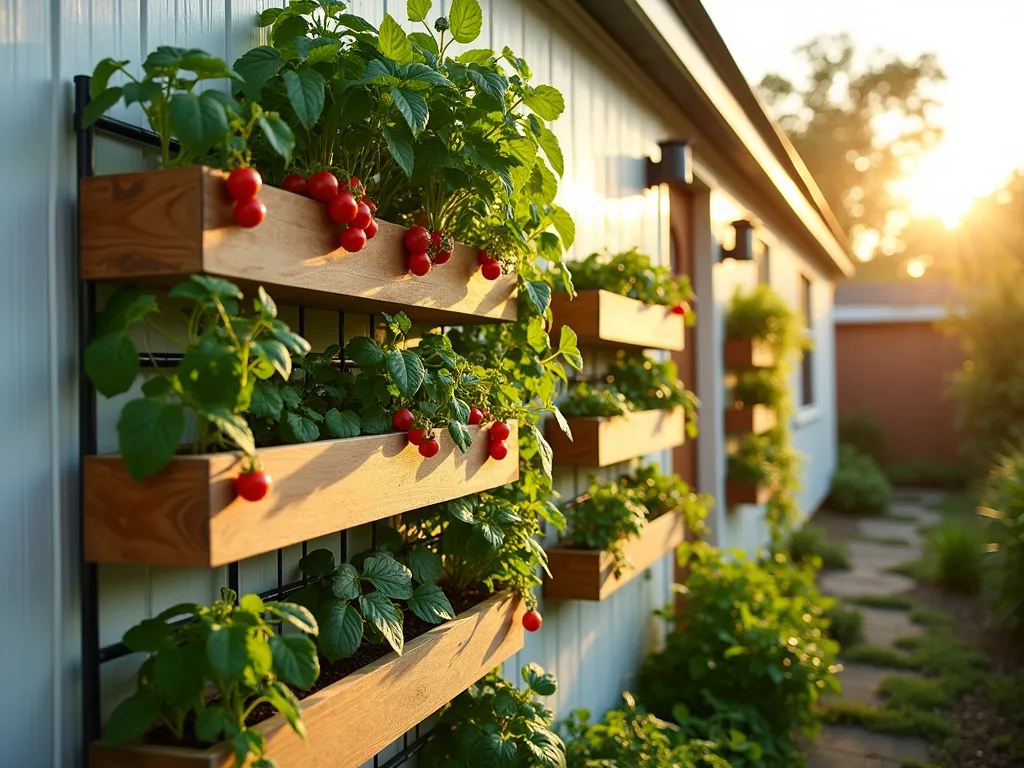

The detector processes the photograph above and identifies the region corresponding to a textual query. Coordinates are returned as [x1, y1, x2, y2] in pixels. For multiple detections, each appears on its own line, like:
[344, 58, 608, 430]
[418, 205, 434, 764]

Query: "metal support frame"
[72, 75, 428, 767]
[645, 139, 693, 189]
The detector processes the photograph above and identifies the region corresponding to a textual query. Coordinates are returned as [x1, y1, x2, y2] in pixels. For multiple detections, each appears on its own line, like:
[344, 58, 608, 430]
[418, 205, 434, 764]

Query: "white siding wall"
[1, 0, 839, 764]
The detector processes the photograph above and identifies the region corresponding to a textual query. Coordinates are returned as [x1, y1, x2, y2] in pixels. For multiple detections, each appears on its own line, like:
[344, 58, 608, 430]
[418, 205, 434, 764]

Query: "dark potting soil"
[145, 585, 491, 750]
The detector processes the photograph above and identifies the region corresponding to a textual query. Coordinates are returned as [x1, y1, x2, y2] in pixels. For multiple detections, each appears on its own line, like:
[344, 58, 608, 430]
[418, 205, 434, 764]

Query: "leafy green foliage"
[819, 700, 954, 742]
[106, 588, 318, 767]
[636, 546, 840, 767]
[886, 459, 969, 489]
[562, 467, 711, 578]
[828, 444, 894, 516]
[85, 278, 309, 480]
[784, 522, 851, 570]
[927, 519, 984, 594]
[558, 249, 696, 316]
[557, 382, 629, 418]
[731, 369, 785, 410]
[292, 544, 451, 659]
[823, 602, 864, 648]
[419, 664, 566, 768]
[979, 448, 1024, 628]
[838, 411, 886, 465]
[724, 285, 806, 357]
[85, 48, 293, 168]
[564, 693, 732, 768]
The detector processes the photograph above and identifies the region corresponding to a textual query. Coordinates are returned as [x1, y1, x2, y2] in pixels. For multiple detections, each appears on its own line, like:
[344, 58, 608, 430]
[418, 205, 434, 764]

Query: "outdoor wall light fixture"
[720, 219, 756, 262]
[645, 140, 693, 188]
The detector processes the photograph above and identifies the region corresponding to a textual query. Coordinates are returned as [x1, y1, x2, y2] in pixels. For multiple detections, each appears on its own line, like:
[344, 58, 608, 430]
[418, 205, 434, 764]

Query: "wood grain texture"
[725, 479, 772, 506]
[90, 593, 525, 768]
[724, 404, 777, 435]
[79, 167, 517, 325]
[723, 339, 776, 369]
[549, 290, 685, 351]
[545, 407, 685, 467]
[544, 512, 687, 601]
[85, 423, 519, 567]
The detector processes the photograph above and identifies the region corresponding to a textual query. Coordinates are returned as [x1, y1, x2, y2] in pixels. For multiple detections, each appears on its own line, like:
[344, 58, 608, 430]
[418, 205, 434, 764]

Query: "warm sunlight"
[890, 146, 978, 229]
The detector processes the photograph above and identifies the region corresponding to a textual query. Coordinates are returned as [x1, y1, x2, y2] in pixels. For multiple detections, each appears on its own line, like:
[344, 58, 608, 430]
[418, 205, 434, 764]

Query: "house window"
[800, 275, 814, 407]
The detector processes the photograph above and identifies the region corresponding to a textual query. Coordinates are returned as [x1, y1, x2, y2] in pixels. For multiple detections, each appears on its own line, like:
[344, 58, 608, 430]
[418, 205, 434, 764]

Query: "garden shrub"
[636, 545, 840, 765]
[979, 447, 1024, 629]
[564, 693, 731, 768]
[785, 522, 851, 570]
[838, 411, 886, 465]
[886, 458, 969, 490]
[927, 519, 984, 594]
[828, 444, 893, 515]
[824, 603, 865, 648]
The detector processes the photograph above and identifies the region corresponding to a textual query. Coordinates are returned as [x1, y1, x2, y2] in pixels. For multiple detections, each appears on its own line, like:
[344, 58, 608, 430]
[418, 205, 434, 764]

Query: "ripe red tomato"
[348, 175, 362, 193]
[408, 252, 432, 276]
[392, 408, 414, 431]
[236, 469, 272, 501]
[489, 440, 508, 461]
[490, 421, 511, 441]
[233, 198, 266, 228]
[308, 171, 339, 202]
[433, 248, 452, 264]
[407, 427, 427, 445]
[328, 192, 358, 224]
[476, 248, 491, 265]
[339, 226, 367, 253]
[418, 438, 440, 458]
[363, 218, 378, 240]
[404, 225, 430, 253]
[522, 610, 543, 632]
[468, 406, 484, 425]
[481, 259, 502, 280]
[671, 303, 688, 316]
[364, 197, 378, 216]
[281, 174, 307, 195]
[430, 229, 443, 248]
[226, 167, 262, 201]
[352, 202, 372, 230]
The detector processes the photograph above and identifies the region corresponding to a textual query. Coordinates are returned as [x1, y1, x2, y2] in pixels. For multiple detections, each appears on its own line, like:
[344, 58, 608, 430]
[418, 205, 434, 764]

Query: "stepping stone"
[820, 569, 914, 598]
[857, 519, 923, 549]
[846, 541, 919, 573]
[889, 502, 941, 527]
[811, 725, 930, 765]
[828, 663, 889, 706]
[860, 607, 921, 648]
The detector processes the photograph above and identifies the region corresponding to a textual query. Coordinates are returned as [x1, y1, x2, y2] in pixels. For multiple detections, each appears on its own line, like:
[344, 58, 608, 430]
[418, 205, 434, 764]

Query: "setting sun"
[890, 146, 979, 229]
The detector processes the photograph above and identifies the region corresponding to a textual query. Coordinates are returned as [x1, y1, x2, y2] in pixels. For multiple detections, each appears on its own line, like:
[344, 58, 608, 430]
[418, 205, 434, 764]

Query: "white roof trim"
[835, 304, 951, 325]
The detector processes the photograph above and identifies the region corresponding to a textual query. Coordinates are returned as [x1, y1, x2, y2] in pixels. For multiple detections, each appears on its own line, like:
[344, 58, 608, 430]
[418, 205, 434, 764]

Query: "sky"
[701, 0, 1024, 226]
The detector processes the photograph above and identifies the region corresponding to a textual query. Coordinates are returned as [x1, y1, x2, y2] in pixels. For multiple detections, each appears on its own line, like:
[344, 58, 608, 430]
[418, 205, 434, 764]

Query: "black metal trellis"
[74, 75, 429, 766]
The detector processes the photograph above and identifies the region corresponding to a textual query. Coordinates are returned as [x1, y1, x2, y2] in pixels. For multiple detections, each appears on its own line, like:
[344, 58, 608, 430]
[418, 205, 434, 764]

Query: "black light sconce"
[720, 219, 756, 262]
[645, 140, 693, 188]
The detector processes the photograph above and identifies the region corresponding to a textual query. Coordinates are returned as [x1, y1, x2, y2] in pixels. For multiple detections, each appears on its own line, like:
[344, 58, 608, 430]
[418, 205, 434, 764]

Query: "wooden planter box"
[724, 404, 777, 435]
[85, 423, 518, 567]
[79, 166, 517, 326]
[545, 407, 685, 467]
[723, 339, 775, 369]
[726, 478, 772, 506]
[549, 290, 685, 351]
[90, 592, 525, 768]
[544, 511, 687, 601]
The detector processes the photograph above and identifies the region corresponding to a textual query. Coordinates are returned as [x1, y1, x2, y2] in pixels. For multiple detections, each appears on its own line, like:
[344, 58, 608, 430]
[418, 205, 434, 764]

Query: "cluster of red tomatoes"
[402, 225, 454, 277]
[475, 248, 503, 281]
[226, 168, 268, 228]
[280, 170, 378, 253]
[391, 406, 511, 461]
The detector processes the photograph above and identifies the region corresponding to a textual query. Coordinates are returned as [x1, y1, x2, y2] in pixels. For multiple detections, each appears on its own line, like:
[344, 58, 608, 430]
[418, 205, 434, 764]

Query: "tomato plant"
[291, 545, 452, 659]
[84, 276, 310, 480]
[84, 48, 294, 169]
[419, 664, 565, 768]
[105, 588, 319, 768]
[559, 248, 696, 320]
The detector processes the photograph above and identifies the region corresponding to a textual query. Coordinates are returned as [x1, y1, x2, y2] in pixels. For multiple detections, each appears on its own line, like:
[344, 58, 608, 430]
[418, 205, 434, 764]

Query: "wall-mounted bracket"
[645, 140, 693, 188]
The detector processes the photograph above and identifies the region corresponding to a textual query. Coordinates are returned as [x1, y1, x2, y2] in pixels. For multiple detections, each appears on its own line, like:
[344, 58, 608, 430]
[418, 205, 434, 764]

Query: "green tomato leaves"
[449, 0, 483, 44]
[117, 399, 186, 482]
[387, 348, 426, 397]
[283, 68, 326, 130]
[379, 14, 414, 63]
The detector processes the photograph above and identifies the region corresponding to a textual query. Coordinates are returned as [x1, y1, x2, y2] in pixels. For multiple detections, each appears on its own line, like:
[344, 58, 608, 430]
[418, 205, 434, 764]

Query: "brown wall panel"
[835, 322, 964, 464]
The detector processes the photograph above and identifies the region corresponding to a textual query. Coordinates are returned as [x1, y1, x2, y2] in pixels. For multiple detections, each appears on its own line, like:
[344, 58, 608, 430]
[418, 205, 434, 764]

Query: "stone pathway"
[807, 493, 941, 767]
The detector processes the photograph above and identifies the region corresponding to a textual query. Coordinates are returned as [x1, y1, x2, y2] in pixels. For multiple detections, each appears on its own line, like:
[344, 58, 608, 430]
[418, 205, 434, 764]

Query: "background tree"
[759, 34, 945, 261]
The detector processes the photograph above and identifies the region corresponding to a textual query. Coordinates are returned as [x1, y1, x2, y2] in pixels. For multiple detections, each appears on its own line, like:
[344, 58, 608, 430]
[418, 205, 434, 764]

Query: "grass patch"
[880, 675, 954, 710]
[886, 558, 932, 581]
[844, 644, 920, 669]
[849, 594, 913, 610]
[855, 535, 913, 546]
[883, 512, 921, 523]
[824, 603, 864, 648]
[820, 700, 954, 741]
[988, 672, 1024, 726]
[900, 760, 940, 768]
[928, 493, 976, 519]
[908, 606, 952, 629]
[785, 523, 851, 570]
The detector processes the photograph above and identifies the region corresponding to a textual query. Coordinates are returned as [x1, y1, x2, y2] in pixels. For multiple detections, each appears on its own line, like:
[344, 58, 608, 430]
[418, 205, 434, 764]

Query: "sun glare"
[891, 146, 979, 229]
